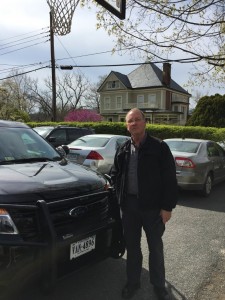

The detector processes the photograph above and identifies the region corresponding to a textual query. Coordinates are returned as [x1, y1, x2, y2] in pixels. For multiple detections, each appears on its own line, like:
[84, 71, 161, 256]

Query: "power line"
[54, 46, 139, 62]
[0, 27, 49, 43]
[0, 57, 198, 81]
[55, 35, 88, 78]
[0, 30, 49, 48]
[0, 58, 202, 82]
[0, 32, 201, 81]
[53, 46, 201, 65]
[0, 39, 49, 56]
[0, 62, 46, 76]
[0, 35, 50, 52]
[0, 66, 49, 81]
[59, 57, 202, 69]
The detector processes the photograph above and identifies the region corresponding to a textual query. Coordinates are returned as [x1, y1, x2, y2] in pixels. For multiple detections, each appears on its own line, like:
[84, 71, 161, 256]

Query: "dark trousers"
[122, 195, 166, 287]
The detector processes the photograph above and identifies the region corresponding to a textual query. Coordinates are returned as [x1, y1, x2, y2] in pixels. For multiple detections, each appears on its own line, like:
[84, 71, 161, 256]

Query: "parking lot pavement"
[194, 256, 225, 300]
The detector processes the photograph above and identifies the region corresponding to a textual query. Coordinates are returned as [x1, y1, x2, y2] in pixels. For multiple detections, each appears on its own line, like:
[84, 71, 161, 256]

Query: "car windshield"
[33, 126, 54, 138]
[0, 127, 61, 164]
[69, 136, 110, 148]
[165, 140, 200, 153]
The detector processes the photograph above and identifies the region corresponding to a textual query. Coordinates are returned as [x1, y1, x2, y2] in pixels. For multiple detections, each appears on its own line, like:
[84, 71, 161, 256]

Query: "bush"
[64, 109, 102, 122]
[27, 121, 225, 142]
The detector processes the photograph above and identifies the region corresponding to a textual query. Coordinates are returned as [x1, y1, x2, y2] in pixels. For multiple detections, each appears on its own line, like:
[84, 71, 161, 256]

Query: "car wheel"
[201, 173, 213, 197]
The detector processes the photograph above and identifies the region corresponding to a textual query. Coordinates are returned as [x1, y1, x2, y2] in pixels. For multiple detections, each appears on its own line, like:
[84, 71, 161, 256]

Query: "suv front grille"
[9, 191, 110, 242]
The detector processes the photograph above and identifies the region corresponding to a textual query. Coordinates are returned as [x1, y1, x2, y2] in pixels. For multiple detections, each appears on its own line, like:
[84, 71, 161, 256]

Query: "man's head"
[125, 108, 146, 138]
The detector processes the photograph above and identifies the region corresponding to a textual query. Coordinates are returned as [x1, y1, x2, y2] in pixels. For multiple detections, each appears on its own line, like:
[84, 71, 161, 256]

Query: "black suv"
[0, 121, 124, 299]
[33, 126, 95, 147]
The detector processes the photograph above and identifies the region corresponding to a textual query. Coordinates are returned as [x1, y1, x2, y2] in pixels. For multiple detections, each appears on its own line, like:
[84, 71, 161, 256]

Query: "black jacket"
[111, 133, 178, 211]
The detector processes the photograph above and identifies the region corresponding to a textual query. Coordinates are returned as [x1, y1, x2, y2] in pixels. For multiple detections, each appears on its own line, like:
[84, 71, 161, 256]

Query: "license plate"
[68, 154, 79, 161]
[70, 235, 96, 260]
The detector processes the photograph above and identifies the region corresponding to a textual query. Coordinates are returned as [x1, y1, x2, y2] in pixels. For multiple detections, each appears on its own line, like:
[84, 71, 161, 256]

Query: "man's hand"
[160, 209, 172, 224]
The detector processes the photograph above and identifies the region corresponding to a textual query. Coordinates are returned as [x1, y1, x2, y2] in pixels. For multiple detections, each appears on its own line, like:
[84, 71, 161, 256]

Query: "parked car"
[67, 134, 130, 174]
[33, 125, 95, 147]
[0, 121, 124, 298]
[164, 138, 225, 196]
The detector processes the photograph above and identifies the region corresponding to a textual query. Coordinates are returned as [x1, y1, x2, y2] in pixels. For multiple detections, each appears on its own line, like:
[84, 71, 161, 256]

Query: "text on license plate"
[70, 235, 96, 260]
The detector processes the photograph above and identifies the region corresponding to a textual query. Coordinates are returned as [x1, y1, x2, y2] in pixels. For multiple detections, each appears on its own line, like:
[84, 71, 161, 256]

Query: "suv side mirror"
[56, 145, 69, 157]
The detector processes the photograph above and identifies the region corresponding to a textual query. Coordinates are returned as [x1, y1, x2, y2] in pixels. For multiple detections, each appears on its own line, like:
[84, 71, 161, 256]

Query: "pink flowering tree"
[64, 109, 103, 122]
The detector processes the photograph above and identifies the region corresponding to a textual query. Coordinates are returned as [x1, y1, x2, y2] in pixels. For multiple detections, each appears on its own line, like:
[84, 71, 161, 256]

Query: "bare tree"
[57, 72, 89, 110]
[83, 0, 225, 87]
[84, 75, 108, 111]
[25, 79, 53, 120]
[0, 70, 93, 121]
[0, 70, 38, 114]
[44, 72, 90, 120]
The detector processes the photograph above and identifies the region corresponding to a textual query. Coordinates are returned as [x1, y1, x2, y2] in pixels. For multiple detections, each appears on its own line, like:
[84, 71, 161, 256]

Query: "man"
[111, 108, 178, 300]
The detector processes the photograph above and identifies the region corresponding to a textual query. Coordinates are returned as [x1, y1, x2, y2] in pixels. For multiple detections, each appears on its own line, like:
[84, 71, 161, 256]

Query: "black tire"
[200, 173, 213, 197]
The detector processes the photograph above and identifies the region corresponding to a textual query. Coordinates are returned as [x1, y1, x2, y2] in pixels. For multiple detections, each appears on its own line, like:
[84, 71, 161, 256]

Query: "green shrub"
[27, 121, 225, 142]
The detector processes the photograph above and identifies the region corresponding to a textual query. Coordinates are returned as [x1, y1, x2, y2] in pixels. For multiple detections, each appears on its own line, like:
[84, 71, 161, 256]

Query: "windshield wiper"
[0, 157, 60, 164]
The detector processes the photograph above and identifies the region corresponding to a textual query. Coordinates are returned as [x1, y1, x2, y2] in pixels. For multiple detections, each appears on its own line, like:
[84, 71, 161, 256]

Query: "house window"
[116, 96, 122, 109]
[173, 105, 179, 112]
[108, 118, 113, 122]
[148, 94, 157, 108]
[137, 95, 144, 107]
[120, 117, 125, 122]
[104, 97, 110, 109]
[181, 106, 186, 120]
[107, 81, 120, 89]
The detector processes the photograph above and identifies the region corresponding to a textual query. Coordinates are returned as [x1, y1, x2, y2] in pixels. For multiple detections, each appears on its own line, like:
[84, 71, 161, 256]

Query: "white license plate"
[68, 154, 79, 161]
[70, 235, 96, 260]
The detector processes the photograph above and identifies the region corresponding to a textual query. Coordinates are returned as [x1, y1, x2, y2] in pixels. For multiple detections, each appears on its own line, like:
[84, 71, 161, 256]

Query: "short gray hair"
[125, 108, 146, 121]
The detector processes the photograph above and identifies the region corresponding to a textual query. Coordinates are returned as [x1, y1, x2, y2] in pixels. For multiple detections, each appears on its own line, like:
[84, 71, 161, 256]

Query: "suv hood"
[0, 161, 106, 202]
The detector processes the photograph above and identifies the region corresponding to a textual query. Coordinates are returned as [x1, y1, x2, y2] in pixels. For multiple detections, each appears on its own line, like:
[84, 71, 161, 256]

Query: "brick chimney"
[162, 63, 171, 86]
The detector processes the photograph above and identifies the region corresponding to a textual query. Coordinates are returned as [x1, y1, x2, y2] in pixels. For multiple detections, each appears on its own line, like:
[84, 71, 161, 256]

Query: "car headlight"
[0, 208, 19, 234]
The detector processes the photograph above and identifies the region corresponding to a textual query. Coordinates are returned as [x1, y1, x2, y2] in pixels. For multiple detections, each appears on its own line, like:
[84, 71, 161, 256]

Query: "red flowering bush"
[64, 109, 102, 122]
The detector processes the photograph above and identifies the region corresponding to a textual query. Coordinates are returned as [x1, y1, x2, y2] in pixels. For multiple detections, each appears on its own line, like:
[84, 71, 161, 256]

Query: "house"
[97, 62, 191, 125]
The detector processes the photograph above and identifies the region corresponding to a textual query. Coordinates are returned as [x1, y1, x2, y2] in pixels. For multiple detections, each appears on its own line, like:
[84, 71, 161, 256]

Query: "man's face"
[126, 110, 146, 136]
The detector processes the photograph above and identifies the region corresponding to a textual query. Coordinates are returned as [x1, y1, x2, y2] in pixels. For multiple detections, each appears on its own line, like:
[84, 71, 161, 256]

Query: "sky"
[1, 0, 225, 107]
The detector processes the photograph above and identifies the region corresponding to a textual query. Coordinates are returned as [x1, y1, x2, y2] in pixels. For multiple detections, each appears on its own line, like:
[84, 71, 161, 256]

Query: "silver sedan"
[67, 134, 130, 174]
[164, 138, 225, 196]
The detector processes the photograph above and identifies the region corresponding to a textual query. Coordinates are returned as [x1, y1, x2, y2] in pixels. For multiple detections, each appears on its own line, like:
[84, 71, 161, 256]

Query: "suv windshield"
[0, 127, 61, 163]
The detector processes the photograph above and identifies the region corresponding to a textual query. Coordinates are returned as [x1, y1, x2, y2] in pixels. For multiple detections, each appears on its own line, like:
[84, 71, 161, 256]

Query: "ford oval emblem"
[69, 206, 88, 218]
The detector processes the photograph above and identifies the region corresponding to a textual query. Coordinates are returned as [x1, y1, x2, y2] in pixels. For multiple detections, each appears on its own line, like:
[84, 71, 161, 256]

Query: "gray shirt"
[127, 133, 147, 195]
[127, 141, 139, 195]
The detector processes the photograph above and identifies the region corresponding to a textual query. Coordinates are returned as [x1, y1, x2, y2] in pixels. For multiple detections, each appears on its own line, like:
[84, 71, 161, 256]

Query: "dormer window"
[107, 80, 120, 89]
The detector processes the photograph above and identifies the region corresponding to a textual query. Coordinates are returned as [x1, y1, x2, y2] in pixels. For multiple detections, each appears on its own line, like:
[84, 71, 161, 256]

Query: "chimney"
[162, 63, 171, 86]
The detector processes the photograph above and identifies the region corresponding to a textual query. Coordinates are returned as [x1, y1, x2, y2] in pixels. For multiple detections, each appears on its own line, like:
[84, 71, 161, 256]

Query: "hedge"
[27, 122, 225, 142]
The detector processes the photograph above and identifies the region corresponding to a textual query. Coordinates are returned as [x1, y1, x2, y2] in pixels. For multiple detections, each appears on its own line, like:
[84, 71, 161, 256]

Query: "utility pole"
[50, 11, 57, 121]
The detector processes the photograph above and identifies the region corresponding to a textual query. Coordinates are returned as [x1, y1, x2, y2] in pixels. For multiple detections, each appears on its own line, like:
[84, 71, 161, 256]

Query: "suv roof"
[0, 120, 29, 128]
[33, 125, 95, 147]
